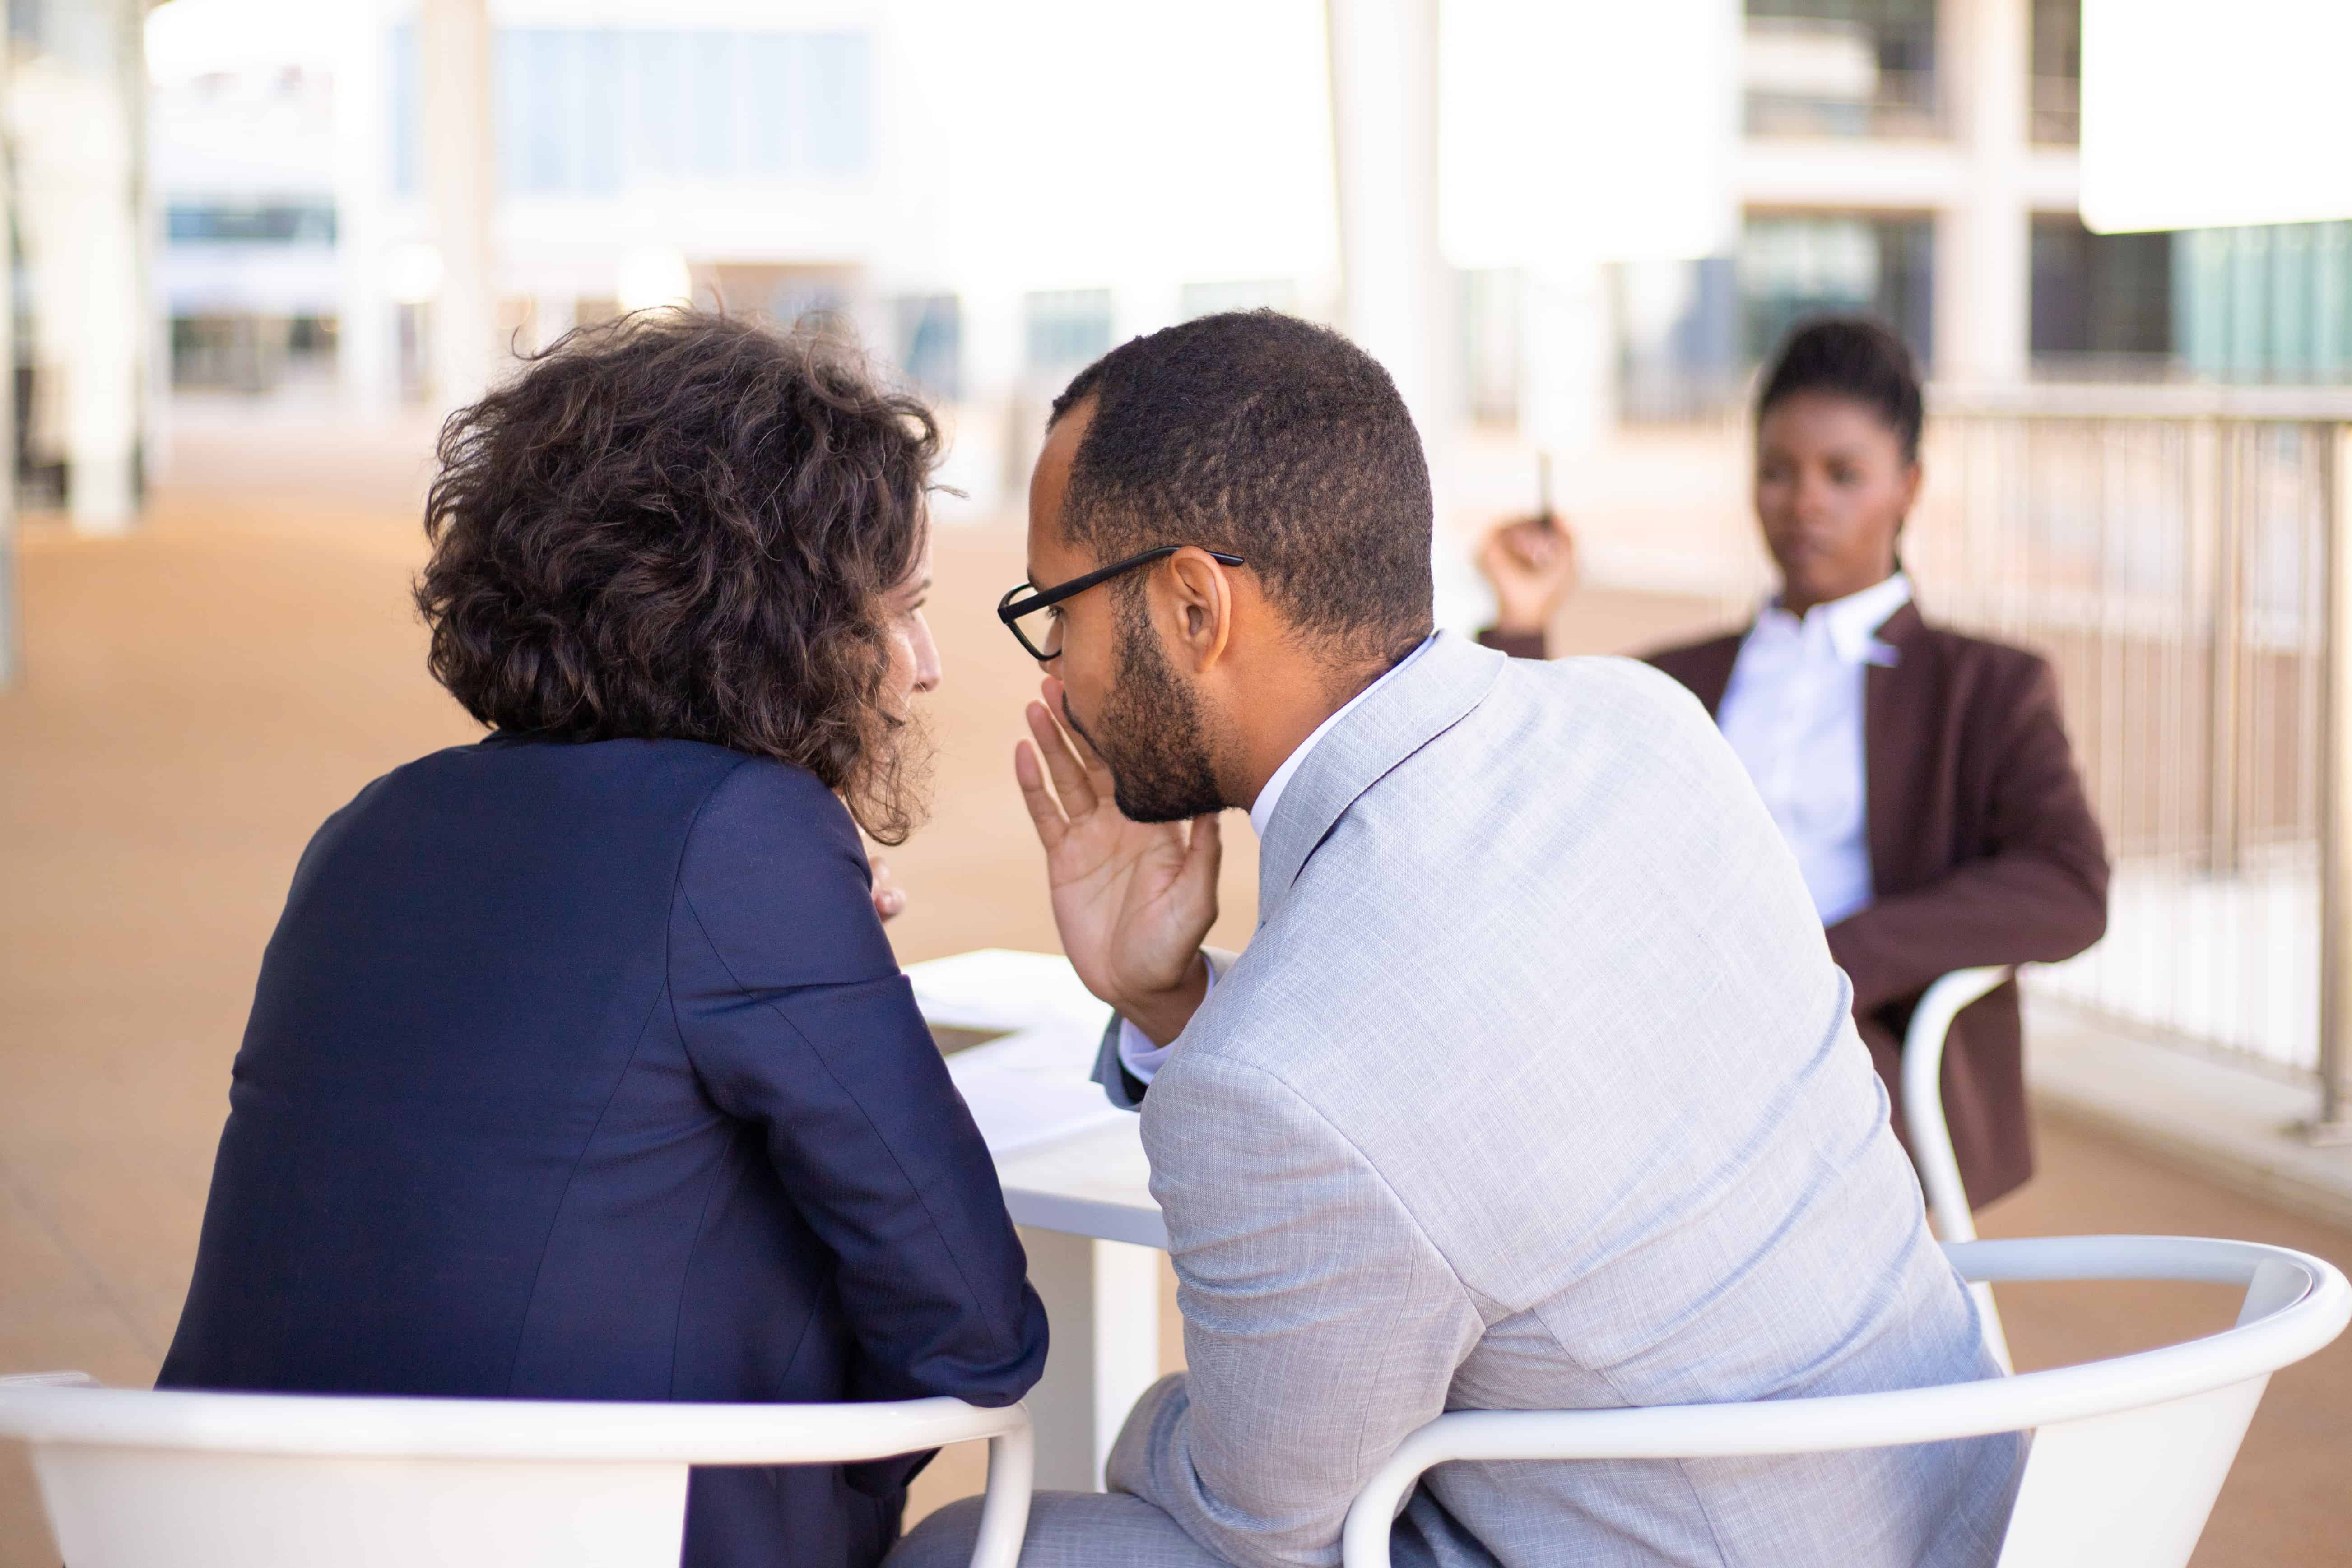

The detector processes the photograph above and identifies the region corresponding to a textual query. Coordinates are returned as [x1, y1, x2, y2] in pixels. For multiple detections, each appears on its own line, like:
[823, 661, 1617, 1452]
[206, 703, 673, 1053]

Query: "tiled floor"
[1, 424, 2345, 1565]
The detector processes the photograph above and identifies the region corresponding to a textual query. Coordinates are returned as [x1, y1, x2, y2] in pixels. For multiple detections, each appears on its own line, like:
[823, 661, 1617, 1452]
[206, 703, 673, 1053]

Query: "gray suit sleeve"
[1088, 1013, 1148, 1110]
[1106, 1050, 1483, 1568]
[1088, 948, 1242, 1112]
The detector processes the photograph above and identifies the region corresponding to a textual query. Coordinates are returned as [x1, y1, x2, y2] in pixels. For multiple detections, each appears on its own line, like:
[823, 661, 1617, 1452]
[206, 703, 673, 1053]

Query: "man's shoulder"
[1481, 649, 1716, 735]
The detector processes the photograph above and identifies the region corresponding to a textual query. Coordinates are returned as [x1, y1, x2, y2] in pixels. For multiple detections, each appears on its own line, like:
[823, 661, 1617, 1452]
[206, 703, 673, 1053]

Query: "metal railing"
[1912, 386, 2352, 1138]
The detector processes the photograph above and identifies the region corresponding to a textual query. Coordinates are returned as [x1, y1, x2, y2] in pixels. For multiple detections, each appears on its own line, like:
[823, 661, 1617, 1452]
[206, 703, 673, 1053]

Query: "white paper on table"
[906, 950, 1131, 1155]
[905, 948, 1109, 1032]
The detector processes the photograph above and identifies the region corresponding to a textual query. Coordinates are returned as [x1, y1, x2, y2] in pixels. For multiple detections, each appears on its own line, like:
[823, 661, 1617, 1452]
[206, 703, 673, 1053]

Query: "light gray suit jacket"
[1088, 632, 2019, 1568]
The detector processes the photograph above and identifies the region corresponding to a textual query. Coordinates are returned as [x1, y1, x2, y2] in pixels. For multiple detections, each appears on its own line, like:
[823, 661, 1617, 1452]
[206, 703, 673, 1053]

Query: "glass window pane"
[744, 33, 794, 174]
[799, 32, 869, 176]
[690, 32, 737, 177]
[631, 32, 686, 180]
[578, 31, 624, 194]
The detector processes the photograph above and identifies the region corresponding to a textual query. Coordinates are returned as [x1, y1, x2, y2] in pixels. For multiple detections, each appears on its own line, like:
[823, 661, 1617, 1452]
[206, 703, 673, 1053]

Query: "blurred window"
[690, 32, 737, 177]
[799, 34, 871, 177]
[2174, 221, 2352, 385]
[580, 32, 625, 193]
[388, 22, 418, 197]
[1025, 291, 1114, 378]
[633, 33, 687, 178]
[488, 29, 872, 197]
[1741, 211, 1934, 366]
[1459, 270, 1521, 426]
[896, 295, 962, 401]
[1744, 0, 1940, 140]
[746, 33, 794, 174]
[2030, 0, 2080, 145]
[170, 314, 337, 394]
[1178, 280, 1298, 319]
[1613, 257, 1743, 423]
[167, 203, 337, 246]
[2029, 214, 2170, 377]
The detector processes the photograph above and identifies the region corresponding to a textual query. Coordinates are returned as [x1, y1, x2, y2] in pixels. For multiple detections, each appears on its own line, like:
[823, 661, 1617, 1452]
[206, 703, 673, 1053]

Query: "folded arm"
[1829, 660, 2109, 1011]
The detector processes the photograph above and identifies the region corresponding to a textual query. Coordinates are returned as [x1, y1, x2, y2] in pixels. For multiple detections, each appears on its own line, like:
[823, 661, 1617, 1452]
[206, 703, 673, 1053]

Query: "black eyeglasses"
[997, 545, 1247, 661]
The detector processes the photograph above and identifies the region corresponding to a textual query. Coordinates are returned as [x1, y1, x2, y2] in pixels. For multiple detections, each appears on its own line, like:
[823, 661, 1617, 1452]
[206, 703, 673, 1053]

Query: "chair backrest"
[1341, 1235, 2350, 1568]
[1902, 964, 2017, 1368]
[0, 1380, 1031, 1568]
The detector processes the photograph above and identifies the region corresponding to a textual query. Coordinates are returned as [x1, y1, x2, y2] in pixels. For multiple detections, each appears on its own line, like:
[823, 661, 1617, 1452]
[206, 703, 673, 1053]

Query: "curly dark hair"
[415, 309, 940, 842]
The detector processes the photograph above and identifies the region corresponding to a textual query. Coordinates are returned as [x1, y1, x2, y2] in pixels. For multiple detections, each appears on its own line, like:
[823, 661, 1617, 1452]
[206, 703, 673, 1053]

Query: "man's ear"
[1158, 547, 1235, 673]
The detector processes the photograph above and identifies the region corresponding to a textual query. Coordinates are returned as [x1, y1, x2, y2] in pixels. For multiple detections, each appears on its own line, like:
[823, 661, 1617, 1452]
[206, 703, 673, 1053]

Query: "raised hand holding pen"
[1477, 453, 1579, 641]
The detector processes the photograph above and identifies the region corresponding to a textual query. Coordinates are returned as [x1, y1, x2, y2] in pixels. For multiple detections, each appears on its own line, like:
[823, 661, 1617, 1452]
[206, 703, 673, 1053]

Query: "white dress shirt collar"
[1752, 571, 1914, 664]
[1247, 635, 1437, 840]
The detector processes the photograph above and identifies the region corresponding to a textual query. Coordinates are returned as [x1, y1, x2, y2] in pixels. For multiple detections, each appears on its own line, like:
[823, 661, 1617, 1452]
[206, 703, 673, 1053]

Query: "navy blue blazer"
[159, 735, 1049, 1568]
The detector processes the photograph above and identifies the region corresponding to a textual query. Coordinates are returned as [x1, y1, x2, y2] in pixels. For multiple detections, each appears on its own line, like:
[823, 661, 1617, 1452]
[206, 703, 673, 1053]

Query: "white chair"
[0, 1378, 1031, 1568]
[1344, 1235, 2350, 1568]
[1904, 963, 2017, 1368]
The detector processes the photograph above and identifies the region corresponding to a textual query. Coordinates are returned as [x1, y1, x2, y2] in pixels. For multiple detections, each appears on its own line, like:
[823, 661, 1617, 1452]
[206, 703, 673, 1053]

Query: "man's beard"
[1061, 603, 1226, 824]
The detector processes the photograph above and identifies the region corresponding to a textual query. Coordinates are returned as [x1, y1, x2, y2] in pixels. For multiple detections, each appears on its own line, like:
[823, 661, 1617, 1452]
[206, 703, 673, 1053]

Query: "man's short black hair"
[1756, 315, 1925, 464]
[1047, 310, 1434, 663]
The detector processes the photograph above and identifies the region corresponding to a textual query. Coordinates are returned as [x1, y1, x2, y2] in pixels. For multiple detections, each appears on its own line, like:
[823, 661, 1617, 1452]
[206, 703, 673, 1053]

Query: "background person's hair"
[415, 309, 939, 843]
[1755, 315, 1925, 464]
[1048, 310, 1435, 665]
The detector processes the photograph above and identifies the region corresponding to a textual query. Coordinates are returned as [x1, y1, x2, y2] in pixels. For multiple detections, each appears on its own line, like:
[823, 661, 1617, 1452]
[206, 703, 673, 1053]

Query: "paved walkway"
[0, 416, 2344, 1564]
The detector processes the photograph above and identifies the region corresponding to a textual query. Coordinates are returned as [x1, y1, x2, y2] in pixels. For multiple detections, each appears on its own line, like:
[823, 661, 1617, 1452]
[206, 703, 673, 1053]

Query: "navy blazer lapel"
[1255, 632, 1505, 919]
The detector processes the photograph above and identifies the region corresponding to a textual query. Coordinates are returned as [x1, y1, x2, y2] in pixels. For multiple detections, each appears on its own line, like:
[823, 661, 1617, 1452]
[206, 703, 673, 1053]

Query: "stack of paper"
[905, 950, 1132, 1156]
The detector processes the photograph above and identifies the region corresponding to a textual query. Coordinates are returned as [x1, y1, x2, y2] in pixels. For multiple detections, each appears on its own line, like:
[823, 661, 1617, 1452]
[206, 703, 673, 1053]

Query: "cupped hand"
[1013, 677, 1219, 1045]
[1477, 513, 1579, 637]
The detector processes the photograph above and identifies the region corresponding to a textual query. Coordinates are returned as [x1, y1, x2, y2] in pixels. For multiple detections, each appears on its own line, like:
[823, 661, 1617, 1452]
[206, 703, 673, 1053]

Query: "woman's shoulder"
[1901, 614, 2057, 692]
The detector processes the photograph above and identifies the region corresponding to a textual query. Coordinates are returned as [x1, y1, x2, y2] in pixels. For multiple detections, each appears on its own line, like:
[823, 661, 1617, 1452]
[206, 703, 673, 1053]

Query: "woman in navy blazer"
[158, 312, 1048, 1568]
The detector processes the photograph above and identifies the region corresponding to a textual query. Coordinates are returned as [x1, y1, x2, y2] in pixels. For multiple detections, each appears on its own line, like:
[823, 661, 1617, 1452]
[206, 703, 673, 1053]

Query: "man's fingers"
[1027, 699, 1101, 818]
[1041, 675, 1114, 778]
[1182, 812, 1223, 894]
[1013, 739, 1070, 852]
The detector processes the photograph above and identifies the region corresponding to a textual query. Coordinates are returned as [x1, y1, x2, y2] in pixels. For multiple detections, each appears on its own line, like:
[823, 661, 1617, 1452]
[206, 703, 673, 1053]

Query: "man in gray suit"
[898, 312, 2018, 1568]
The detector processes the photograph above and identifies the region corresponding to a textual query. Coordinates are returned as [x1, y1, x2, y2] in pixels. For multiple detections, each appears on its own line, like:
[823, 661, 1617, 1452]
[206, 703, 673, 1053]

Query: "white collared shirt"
[1117, 635, 1438, 1084]
[1715, 572, 1911, 928]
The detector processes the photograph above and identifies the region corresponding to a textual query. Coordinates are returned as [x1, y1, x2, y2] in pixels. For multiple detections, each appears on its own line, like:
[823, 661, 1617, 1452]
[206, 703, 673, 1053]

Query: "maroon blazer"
[1484, 605, 2109, 1207]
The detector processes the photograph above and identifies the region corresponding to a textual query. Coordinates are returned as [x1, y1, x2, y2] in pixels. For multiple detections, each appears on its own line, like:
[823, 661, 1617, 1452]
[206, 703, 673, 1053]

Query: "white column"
[1017, 1229, 1163, 1490]
[9, 0, 144, 535]
[422, 0, 496, 411]
[1327, 0, 1478, 626]
[335, 0, 395, 415]
[1935, 0, 2032, 385]
[1324, 0, 1449, 431]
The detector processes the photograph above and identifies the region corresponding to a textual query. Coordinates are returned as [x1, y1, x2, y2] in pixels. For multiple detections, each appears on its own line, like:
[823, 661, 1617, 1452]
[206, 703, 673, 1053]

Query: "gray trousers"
[888, 1490, 1236, 1568]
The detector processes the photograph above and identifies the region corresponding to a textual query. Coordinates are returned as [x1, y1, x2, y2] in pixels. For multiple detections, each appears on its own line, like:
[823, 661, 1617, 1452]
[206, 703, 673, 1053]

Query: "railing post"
[2305, 421, 2352, 1143]
[2207, 420, 2242, 876]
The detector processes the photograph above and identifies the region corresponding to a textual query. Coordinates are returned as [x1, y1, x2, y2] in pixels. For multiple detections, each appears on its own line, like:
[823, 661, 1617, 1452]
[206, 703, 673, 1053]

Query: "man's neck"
[1227, 643, 1413, 811]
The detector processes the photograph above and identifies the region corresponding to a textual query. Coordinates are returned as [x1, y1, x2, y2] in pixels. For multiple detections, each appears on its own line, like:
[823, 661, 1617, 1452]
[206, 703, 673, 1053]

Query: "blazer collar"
[1255, 631, 1505, 917]
[1863, 598, 1930, 891]
[1870, 598, 1927, 651]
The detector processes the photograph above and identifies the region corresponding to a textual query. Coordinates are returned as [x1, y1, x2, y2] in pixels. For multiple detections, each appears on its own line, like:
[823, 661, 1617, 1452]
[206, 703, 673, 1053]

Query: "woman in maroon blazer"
[1478, 316, 2107, 1211]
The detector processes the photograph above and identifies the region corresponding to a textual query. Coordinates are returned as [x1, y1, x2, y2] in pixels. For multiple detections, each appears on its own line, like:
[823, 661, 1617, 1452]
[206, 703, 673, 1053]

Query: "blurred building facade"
[1614, 0, 2352, 421]
[13, 0, 2346, 533]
